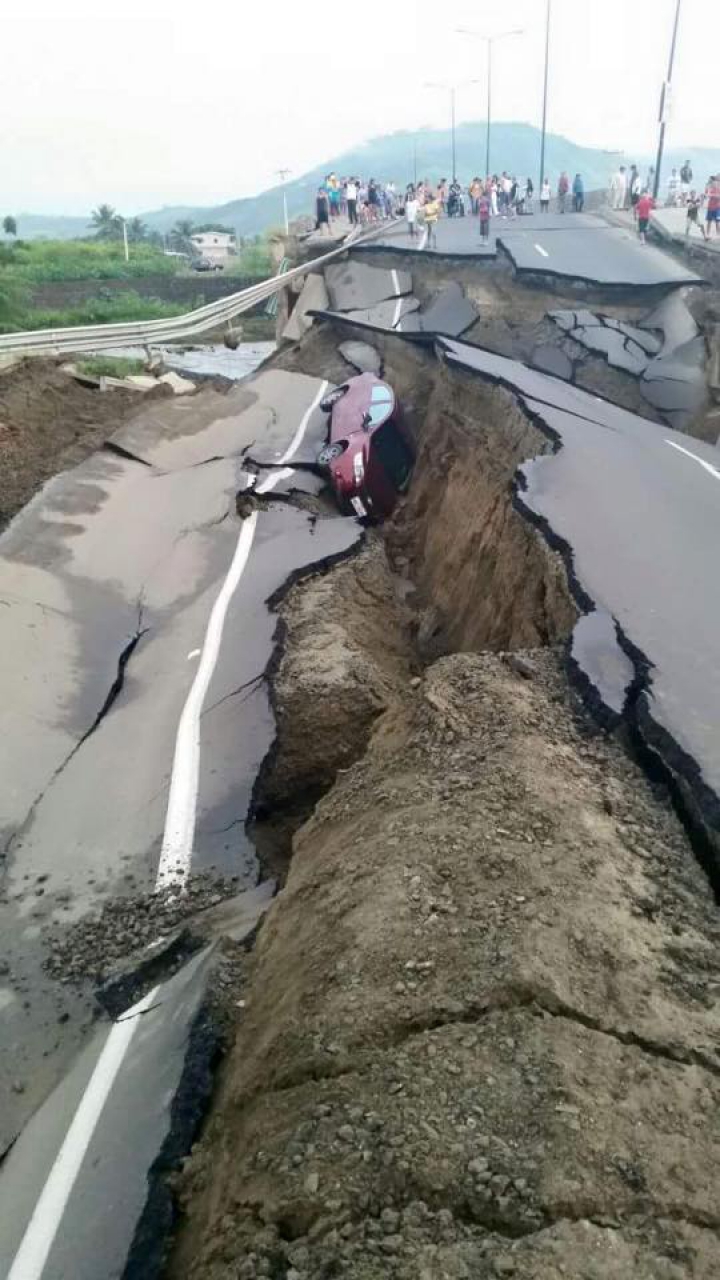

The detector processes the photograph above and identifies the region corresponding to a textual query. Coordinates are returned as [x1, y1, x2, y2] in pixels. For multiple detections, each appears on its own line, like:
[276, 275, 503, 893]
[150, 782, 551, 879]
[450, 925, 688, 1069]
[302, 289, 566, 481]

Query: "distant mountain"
[12, 213, 91, 240]
[10, 125, 720, 242]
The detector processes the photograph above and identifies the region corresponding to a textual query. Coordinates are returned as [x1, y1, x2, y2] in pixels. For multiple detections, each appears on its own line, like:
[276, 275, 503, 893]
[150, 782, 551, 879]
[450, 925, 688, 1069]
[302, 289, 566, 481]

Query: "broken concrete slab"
[324, 261, 411, 311]
[0, 948, 216, 1280]
[158, 370, 196, 395]
[282, 273, 329, 342]
[530, 344, 574, 380]
[395, 282, 477, 339]
[640, 354, 708, 429]
[500, 225, 702, 287]
[338, 340, 382, 375]
[641, 288, 699, 354]
[310, 296, 420, 333]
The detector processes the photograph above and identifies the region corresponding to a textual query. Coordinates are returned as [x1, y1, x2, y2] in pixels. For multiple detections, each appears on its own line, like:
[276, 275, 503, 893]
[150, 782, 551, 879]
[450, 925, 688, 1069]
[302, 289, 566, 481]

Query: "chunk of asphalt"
[338, 340, 383, 375]
[324, 262, 411, 312]
[530, 344, 574, 381]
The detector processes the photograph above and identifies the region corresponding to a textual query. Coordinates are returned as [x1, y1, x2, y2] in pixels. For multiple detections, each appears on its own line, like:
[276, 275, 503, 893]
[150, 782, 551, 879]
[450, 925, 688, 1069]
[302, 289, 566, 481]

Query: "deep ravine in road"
[165, 333, 720, 1280]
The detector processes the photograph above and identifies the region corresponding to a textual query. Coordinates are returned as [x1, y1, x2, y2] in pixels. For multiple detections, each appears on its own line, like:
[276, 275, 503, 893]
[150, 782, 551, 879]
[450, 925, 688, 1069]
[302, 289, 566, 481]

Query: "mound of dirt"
[170, 632, 719, 1278]
[0, 359, 163, 528]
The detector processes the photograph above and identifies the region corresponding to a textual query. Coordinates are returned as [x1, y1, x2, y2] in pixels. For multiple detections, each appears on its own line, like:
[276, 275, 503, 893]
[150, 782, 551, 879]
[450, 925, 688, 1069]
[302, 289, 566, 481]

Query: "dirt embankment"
[168, 342, 720, 1280]
[0, 359, 156, 528]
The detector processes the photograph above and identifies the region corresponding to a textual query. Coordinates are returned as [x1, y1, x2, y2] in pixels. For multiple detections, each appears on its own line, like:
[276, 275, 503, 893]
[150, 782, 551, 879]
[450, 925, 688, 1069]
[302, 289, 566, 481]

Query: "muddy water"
[95, 341, 276, 381]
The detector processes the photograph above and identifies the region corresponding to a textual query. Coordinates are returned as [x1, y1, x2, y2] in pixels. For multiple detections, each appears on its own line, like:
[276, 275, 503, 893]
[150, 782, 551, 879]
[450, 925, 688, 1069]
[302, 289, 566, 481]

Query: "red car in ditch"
[317, 373, 414, 519]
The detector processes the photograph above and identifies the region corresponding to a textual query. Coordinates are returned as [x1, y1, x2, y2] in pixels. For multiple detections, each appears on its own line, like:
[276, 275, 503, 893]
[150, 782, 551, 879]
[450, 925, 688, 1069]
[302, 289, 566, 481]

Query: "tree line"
[90, 205, 235, 253]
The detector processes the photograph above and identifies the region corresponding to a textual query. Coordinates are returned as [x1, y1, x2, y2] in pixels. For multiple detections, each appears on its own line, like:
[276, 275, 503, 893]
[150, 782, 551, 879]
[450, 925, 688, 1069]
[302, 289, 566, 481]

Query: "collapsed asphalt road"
[1, 208, 718, 1280]
[0, 363, 365, 1276]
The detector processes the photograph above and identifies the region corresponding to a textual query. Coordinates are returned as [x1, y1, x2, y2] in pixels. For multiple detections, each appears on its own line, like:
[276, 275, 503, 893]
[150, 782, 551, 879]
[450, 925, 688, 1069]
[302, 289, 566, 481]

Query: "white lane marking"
[419, 226, 429, 251]
[534, 243, 549, 258]
[391, 269, 403, 329]
[7, 987, 159, 1280]
[155, 380, 328, 891]
[187, 648, 201, 660]
[665, 438, 720, 481]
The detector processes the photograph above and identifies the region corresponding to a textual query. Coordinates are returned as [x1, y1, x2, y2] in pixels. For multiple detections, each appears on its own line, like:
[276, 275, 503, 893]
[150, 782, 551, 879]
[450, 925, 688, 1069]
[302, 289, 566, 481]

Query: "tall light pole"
[539, 0, 552, 191]
[653, 0, 682, 201]
[455, 27, 524, 177]
[424, 79, 481, 182]
[276, 168, 291, 235]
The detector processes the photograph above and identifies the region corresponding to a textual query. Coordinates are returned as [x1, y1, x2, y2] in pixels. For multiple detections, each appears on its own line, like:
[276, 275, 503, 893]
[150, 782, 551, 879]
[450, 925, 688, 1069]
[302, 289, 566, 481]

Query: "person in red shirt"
[636, 191, 654, 243]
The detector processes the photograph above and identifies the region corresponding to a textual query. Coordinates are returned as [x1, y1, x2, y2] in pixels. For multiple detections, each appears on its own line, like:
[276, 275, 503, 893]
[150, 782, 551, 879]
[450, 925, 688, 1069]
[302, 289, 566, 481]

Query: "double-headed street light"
[455, 26, 524, 177]
[424, 79, 481, 182]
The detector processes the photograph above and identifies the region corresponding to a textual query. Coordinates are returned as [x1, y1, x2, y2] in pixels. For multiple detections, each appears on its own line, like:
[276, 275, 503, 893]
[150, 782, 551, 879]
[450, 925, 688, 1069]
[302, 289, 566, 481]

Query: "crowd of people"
[314, 170, 587, 242]
[609, 162, 720, 242]
[313, 164, 720, 247]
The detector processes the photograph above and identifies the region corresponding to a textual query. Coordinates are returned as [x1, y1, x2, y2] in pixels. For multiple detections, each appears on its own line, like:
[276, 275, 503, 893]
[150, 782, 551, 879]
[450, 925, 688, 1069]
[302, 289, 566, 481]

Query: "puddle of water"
[93, 342, 276, 382]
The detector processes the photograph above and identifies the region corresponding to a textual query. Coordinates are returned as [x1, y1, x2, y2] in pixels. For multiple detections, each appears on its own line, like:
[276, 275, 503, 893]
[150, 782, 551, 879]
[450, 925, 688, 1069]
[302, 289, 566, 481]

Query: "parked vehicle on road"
[192, 258, 224, 272]
[318, 373, 414, 519]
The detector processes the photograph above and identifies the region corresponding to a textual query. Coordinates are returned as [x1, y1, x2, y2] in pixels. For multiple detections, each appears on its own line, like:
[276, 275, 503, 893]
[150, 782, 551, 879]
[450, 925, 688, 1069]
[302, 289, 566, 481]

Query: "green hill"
[10, 124, 720, 242]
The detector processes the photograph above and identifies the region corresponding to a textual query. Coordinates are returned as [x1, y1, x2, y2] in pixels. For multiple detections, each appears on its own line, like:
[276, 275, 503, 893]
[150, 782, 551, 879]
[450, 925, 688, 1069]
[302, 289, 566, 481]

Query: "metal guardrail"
[0, 224, 390, 356]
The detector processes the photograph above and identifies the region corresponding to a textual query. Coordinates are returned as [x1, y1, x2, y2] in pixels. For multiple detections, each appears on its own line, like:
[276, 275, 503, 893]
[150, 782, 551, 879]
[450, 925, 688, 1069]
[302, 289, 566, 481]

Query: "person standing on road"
[524, 176, 534, 214]
[557, 171, 570, 213]
[490, 176, 499, 217]
[315, 186, 331, 235]
[680, 160, 693, 202]
[469, 176, 482, 216]
[405, 187, 420, 238]
[609, 166, 626, 210]
[704, 176, 720, 240]
[424, 193, 440, 248]
[667, 169, 681, 206]
[540, 177, 551, 212]
[478, 189, 491, 243]
[626, 165, 639, 210]
[572, 173, 584, 212]
[685, 191, 701, 238]
[346, 177, 358, 226]
[630, 168, 642, 218]
[636, 190, 654, 244]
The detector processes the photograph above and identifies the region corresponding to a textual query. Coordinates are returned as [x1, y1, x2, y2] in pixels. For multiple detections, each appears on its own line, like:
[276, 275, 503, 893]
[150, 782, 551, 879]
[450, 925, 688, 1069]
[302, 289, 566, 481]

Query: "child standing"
[424, 195, 440, 248]
[405, 189, 420, 238]
[636, 190, 654, 243]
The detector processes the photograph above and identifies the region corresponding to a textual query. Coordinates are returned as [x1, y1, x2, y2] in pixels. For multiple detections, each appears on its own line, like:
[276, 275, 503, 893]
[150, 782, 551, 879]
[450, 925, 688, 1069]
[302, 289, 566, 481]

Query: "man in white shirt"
[346, 179, 358, 226]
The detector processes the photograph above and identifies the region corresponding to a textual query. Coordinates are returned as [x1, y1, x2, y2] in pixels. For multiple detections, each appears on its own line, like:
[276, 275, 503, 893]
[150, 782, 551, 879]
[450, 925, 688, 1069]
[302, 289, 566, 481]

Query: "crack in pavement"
[202, 672, 265, 718]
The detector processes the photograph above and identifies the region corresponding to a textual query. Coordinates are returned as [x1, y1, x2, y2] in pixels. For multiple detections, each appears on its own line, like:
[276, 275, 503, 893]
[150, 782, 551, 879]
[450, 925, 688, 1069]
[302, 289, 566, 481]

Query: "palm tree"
[127, 217, 147, 243]
[90, 204, 122, 240]
[170, 219, 196, 253]
[2, 216, 17, 237]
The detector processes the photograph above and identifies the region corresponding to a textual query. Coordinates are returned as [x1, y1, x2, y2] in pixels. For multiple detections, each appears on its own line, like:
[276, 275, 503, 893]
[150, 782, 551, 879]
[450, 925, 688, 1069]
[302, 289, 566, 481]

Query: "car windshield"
[366, 384, 393, 426]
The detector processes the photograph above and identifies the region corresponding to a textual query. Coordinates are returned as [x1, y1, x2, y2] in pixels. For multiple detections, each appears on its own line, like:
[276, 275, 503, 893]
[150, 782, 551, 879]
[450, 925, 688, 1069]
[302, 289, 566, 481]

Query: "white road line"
[665, 438, 720, 482]
[534, 243, 549, 258]
[391, 269, 403, 329]
[155, 379, 328, 891]
[7, 987, 159, 1280]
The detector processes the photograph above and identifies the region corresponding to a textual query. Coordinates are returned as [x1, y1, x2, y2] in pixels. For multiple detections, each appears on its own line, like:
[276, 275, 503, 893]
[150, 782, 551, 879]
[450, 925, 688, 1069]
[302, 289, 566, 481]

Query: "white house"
[189, 232, 237, 264]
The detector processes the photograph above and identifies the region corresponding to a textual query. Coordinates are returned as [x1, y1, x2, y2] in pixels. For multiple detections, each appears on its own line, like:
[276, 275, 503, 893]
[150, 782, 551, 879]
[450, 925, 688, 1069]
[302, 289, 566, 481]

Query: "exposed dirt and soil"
[165, 319, 720, 1279]
[0, 358, 167, 528]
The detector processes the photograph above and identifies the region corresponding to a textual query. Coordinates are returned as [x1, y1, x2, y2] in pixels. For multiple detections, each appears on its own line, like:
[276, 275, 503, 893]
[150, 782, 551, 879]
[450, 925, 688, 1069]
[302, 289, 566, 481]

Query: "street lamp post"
[653, 0, 682, 201]
[424, 80, 481, 183]
[276, 168, 291, 235]
[539, 0, 552, 192]
[455, 27, 524, 177]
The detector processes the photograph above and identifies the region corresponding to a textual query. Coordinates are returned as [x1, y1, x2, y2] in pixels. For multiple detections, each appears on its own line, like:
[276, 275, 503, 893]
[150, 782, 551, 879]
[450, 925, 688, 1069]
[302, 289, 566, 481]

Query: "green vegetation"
[0, 238, 177, 282]
[2, 216, 17, 237]
[2, 291, 186, 333]
[76, 355, 147, 378]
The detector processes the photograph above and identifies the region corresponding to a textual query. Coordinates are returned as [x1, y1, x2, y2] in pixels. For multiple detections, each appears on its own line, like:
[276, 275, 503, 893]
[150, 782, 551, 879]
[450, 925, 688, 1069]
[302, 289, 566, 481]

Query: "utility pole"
[653, 0, 682, 201]
[539, 0, 552, 192]
[456, 28, 524, 177]
[424, 79, 481, 184]
[121, 217, 129, 263]
[276, 168, 291, 235]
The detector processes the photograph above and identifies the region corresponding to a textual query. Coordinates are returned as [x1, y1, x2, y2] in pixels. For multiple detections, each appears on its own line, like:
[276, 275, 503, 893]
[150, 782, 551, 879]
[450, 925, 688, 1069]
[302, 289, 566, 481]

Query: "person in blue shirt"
[572, 173, 585, 213]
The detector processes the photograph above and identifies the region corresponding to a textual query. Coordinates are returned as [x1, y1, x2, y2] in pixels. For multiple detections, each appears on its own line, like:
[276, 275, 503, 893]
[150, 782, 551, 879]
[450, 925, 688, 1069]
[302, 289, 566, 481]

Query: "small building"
[189, 231, 237, 264]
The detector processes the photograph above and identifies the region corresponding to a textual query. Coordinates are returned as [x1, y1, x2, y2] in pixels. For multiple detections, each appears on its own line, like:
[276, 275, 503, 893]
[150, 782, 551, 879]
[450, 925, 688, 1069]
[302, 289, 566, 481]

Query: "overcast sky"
[1, 0, 714, 215]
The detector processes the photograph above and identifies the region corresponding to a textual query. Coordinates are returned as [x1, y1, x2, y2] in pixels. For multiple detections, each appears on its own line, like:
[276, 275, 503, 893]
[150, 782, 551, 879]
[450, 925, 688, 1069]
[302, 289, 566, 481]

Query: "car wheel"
[320, 386, 348, 412]
[317, 442, 345, 466]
